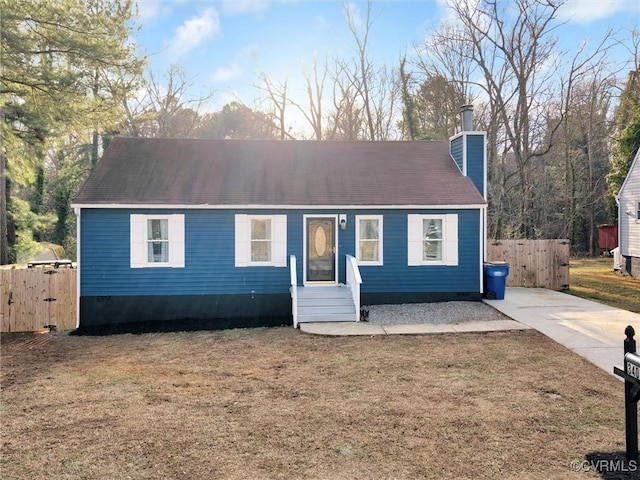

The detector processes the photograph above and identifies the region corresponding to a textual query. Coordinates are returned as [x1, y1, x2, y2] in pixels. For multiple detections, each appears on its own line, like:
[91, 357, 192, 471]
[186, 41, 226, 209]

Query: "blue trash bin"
[484, 262, 509, 300]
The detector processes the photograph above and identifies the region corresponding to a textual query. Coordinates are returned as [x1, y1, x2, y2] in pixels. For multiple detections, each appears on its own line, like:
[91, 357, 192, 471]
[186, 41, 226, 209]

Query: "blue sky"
[133, 0, 640, 127]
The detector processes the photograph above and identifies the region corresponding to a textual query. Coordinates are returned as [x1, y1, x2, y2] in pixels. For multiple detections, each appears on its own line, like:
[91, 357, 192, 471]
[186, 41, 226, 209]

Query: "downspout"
[615, 193, 621, 255]
[482, 129, 488, 263]
[482, 130, 488, 297]
[74, 207, 81, 329]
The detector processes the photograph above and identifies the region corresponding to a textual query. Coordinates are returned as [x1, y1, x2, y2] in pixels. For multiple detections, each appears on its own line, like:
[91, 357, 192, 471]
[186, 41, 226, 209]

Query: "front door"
[306, 217, 336, 283]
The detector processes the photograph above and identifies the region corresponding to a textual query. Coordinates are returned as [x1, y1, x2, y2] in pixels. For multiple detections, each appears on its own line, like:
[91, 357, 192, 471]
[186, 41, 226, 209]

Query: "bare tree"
[409, 23, 478, 141]
[453, 0, 561, 237]
[326, 60, 365, 140]
[148, 66, 212, 137]
[575, 77, 615, 254]
[415, 7, 511, 235]
[335, 1, 400, 140]
[249, 1, 400, 141]
[415, 23, 476, 111]
[446, 0, 617, 239]
[291, 55, 328, 140]
[534, 73, 614, 251]
[343, 1, 376, 140]
[553, 35, 618, 250]
[410, 0, 620, 243]
[111, 68, 148, 138]
[195, 101, 279, 140]
[399, 56, 419, 140]
[255, 73, 293, 140]
[121, 65, 214, 138]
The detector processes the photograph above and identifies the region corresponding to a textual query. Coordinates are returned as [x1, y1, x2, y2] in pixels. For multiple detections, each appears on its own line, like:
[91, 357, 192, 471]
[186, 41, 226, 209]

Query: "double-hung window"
[147, 218, 169, 262]
[130, 214, 185, 268]
[356, 215, 383, 265]
[250, 218, 272, 262]
[407, 214, 458, 266]
[422, 218, 443, 261]
[235, 214, 287, 267]
[637, 201, 640, 222]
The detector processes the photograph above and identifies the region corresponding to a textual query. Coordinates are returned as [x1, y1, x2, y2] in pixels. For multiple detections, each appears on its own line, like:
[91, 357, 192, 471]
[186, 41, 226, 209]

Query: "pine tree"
[607, 69, 640, 201]
[0, 0, 145, 262]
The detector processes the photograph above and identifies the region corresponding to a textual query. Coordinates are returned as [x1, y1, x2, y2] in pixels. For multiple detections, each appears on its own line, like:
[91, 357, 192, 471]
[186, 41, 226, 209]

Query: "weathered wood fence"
[487, 239, 570, 290]
[0, 268, 77, 332]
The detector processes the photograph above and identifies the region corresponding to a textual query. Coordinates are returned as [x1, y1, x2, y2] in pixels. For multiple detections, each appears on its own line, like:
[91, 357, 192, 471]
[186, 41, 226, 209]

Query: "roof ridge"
[112, 136, 449, 145]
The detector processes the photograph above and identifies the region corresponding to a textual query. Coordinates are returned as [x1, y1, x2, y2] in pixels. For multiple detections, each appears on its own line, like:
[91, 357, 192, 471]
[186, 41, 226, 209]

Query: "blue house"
[72, 110, 487, 329]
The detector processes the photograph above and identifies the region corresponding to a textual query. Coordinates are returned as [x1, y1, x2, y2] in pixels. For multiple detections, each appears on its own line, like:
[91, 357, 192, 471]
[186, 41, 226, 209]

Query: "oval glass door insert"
[315, 226, 327, 256]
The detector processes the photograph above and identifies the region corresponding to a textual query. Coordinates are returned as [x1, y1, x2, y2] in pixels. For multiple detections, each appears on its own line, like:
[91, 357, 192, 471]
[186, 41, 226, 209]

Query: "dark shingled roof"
[74, 137, 485, 207]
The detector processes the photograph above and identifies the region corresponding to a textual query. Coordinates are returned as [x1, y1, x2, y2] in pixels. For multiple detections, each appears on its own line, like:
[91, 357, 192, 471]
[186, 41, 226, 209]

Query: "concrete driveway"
[485, 288, 640, 376]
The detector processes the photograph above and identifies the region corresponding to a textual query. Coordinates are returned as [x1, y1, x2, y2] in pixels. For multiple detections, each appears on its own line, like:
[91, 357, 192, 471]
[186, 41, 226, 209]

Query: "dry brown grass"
[0, 327, 630, 479]
[568, 257, 640, 314]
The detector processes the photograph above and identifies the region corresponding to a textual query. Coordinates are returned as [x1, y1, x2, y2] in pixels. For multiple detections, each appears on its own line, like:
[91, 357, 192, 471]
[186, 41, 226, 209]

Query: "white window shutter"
[445, 214, 458, 266]
[235, 215, 250, 267]
[168, 214, 185, 268]
[273, 215, 288, 267]
[130, 215, 146, 268]
[407, 215, 422, 266]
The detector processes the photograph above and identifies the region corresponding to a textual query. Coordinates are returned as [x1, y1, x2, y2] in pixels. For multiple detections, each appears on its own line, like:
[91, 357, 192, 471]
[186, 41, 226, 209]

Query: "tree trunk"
[0, 154, 8, 264]
[91, 130, 100, 168]
[31, 163, 45, 242]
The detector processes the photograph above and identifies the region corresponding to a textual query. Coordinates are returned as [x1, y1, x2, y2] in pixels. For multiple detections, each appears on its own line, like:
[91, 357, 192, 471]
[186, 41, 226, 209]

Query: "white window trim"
[636, 201, 640, 223]
[235, 214, 287, 267]
[407, 214, 458, 266]
[130, 214, 185, 268]
[356, 215, 383, 266]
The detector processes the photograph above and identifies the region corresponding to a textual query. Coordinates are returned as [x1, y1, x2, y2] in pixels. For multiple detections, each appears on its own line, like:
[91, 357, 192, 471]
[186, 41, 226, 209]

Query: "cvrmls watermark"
[570, 459, 638, 473]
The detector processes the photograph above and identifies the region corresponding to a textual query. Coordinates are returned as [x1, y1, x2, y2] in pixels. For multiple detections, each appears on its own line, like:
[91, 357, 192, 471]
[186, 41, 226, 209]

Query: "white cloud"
[558, 0, 639, 24]
[211, 64, 243, 83]
[137, 1, 171, 21]
[221, 0, 270, 14]
[136, 4, 157, 21]
[166, 8, 221, 61]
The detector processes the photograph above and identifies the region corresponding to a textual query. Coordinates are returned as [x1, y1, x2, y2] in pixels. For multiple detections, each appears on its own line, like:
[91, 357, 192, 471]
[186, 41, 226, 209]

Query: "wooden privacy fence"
[487, 239, 570, 290]
[0, 268, 77, 332]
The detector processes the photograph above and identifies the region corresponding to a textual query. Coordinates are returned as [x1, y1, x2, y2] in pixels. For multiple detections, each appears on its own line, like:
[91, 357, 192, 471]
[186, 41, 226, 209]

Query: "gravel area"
[363, 301, 512, 325]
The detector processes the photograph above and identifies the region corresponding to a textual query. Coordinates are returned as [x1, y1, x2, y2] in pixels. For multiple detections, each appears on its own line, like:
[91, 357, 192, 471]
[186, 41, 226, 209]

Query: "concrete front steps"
[296, 285, 357, 323]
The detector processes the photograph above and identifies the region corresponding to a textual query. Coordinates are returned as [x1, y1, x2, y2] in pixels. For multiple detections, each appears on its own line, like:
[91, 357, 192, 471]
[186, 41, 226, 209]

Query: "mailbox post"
[613, 326, 640, 462]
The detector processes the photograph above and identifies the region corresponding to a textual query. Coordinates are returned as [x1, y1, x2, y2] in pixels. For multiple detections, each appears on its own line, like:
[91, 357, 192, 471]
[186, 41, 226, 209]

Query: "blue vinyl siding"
[350, 210, 481, 293]
[81, 209, 291, 296]
[80, 208, 482, 297]
[466, 134, 485, 197]
[450, 133, 485, 199]
[450, 136, 464, 172]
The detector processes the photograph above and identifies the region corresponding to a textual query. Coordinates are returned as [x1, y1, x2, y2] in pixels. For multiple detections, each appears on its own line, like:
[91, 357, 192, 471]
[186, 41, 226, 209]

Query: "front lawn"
[1, 328, 627, 479]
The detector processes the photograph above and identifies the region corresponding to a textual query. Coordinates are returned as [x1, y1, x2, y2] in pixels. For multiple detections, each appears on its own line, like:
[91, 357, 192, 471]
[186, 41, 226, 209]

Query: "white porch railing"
[290, 255, 298, 328]
[345, 254, 362, 322]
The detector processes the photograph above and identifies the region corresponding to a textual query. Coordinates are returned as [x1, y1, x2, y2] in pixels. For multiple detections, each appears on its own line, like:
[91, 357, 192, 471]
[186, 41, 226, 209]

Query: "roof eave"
[71, 202, 487, 210]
